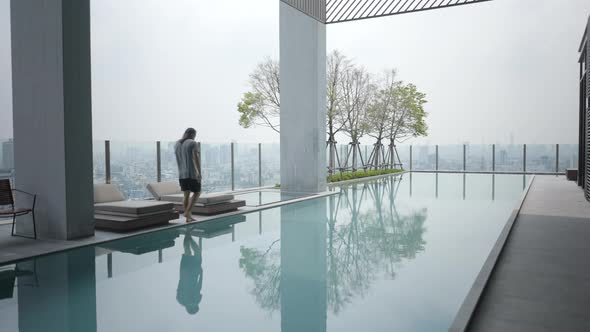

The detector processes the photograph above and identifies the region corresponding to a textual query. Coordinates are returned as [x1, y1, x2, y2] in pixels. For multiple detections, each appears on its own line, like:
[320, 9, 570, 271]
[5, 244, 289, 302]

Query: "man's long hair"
[179, 128, 196, 144]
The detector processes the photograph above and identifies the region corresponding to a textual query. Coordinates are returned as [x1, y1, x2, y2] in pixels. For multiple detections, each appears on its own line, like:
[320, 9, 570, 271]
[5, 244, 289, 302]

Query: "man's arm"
[192, 144, 201, 181]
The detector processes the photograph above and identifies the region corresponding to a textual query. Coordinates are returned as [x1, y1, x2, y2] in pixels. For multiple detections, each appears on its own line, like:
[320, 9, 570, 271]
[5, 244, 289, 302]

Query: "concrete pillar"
[11, 0, 94, 239]
[280, 1, 327, 193]
[281, 199, 327, 332]
[17, 247, 97, 332]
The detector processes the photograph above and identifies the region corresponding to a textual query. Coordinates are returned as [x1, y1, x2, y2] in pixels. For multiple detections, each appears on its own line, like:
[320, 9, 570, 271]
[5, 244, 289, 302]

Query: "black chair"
[0, 179, 37, 239]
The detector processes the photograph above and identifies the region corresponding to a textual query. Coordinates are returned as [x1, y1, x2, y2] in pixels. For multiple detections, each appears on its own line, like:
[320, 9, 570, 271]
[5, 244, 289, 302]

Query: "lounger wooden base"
[174, 200, 246, 216]
[95, 212, 179, 232]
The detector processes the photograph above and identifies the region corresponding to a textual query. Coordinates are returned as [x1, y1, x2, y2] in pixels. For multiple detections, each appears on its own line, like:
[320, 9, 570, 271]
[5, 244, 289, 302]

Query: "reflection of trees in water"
[239, 176, 427, 314]
[239, 239, 281, 313]
[327, 178, 427, 313]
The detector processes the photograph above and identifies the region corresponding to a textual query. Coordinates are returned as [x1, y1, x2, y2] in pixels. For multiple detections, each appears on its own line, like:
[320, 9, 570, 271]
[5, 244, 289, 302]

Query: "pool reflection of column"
[17, 247, 97, 332]
[463, 173, 466, 200]
[435, 173, 439, 198]
[280, 199, 327, 332]
[492, 174, 495, 201]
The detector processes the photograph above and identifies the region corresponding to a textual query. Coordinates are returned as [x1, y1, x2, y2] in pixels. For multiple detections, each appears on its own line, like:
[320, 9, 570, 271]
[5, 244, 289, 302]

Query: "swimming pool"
[0, 173, 529, 331]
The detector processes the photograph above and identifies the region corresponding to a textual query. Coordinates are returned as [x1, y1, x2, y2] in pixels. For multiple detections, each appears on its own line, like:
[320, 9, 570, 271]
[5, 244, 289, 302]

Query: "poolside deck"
[0, 190, 336, 265]
[468, 176, 590, 331]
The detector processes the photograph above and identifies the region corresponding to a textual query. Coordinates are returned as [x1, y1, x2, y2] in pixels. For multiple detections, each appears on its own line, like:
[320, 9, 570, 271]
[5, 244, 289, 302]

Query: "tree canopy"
[237, 52, 429, 146]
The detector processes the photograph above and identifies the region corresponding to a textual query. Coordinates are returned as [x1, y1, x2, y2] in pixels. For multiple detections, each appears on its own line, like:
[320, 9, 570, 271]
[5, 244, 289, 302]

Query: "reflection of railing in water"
[102, 215, 246, 279]
[409, 172, 529, 200]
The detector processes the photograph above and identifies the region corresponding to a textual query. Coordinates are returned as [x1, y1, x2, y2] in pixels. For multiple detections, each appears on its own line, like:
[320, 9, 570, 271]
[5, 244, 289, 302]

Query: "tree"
[238, 51, 350, 139]
[386, 83, 428, 144]
[366, 70, 401, 169]
[326, 50, 351, 173]
[327, 50, 350, 142]
[237, 58, 280, 133]
[337, 65, 374, 171]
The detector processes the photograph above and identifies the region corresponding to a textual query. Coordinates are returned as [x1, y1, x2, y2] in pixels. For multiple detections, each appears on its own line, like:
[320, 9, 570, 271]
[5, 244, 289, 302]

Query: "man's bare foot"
[185, 216, 196, 223]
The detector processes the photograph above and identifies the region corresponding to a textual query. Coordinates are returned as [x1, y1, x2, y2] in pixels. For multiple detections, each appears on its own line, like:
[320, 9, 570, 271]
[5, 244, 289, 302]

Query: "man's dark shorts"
[179, 178, 201, 193]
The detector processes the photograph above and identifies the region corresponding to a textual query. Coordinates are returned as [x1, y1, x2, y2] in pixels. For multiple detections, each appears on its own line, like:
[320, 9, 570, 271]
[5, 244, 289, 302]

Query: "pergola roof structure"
[281, 0, 492, 24]
[326, 0, 492, 24]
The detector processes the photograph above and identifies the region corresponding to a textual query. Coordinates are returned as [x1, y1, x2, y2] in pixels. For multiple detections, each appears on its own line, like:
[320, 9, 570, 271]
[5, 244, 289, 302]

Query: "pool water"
[233, 190, 312, 206]
[0, 173, 529, 332]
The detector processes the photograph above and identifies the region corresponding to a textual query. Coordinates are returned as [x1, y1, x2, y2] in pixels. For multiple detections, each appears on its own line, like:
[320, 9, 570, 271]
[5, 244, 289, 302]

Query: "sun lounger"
[146, 182, 246, 215]
[94, 184, 179, 232]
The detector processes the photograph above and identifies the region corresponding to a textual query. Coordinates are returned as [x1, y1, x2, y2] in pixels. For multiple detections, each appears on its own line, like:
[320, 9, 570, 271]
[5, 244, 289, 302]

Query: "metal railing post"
[105, 140, 111, 184]
[409, 145, 413, 171]
[231, 142, 235, 191]
[258, 143, 262, 187]
[523, 144, 527, 173]
[156, 141, 161, 182]
[492, 144, 495, 172]
[435, 145, 439, 171]
[463, 144, 466, 171]
[555, 143, 559, 174]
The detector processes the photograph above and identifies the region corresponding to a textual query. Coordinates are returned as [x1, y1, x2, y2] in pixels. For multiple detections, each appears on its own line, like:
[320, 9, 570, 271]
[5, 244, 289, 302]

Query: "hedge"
[327, 168, 403, 183]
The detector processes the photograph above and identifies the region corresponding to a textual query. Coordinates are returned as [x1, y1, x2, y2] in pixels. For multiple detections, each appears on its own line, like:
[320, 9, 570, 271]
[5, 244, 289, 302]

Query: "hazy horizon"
[1, 0, 589, 144]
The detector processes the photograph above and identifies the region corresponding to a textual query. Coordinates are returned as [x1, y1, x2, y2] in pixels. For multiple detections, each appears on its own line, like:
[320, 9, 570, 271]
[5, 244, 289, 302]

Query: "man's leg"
[185, 191, 201, 222]
[183, 234, 191, 255]
[183, 191, 190, 217]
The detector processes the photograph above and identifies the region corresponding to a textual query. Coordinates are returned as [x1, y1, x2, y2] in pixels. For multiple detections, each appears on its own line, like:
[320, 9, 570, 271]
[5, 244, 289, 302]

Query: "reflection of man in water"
[177, 232, 203, 314]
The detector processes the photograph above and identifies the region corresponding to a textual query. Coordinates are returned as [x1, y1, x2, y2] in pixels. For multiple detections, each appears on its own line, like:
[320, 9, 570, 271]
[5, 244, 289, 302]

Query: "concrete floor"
[468, 176, 590, 331]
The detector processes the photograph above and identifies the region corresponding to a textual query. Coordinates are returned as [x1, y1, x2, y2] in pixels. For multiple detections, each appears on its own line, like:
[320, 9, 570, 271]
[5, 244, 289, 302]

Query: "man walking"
[175, 128, 202, 222]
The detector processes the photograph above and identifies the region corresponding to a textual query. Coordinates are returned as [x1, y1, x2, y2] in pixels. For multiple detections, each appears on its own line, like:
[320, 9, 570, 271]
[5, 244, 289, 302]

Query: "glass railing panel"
[234, 143, 260, 190]
[438, 144, 463, 171]
[261, 143, 280, 187]
[525, 144, 556, 173]
[558, 144, 578, 173]
[0, 138, 15, 182]
[396, 145, 410, 170]
[160, 141, 179, 182]
[93, 141, 106, 184]
[411, 145, 436, 171]
[200, 143, 231, 193]
[466, 144, 493, 172]
[360, 144, 370, 168]
[109, 141, 157, 199]
[495, 144, 524, 172]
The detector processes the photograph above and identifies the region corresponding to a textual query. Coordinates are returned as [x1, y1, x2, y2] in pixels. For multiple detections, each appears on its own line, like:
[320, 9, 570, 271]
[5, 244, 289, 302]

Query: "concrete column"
[281, 199, 327, 332]
[280, 2, 327, 193]
[17, 247, 97, 332]
[11, 0, 94, 239]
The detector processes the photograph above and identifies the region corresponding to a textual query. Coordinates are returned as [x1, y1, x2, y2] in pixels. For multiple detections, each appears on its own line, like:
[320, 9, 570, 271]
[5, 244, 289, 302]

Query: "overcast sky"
[0, 0, 589, 144]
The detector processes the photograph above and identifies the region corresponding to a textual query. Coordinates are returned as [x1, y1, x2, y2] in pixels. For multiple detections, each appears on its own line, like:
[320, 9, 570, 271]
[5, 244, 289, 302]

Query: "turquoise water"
[233, 190, 311, 206]
[0, 173, 528, 331]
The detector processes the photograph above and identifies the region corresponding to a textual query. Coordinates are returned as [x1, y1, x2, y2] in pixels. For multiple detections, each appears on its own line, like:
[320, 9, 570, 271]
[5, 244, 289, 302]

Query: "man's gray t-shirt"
[174, 139, 199, 180]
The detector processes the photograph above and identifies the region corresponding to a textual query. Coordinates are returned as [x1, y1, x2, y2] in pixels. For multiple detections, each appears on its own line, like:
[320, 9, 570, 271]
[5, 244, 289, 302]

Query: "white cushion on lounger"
[94, 184, 125, 203]
[160, 193, 235, 205]
[146, 181, 182, 199]
[95, 200, 174, 215]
